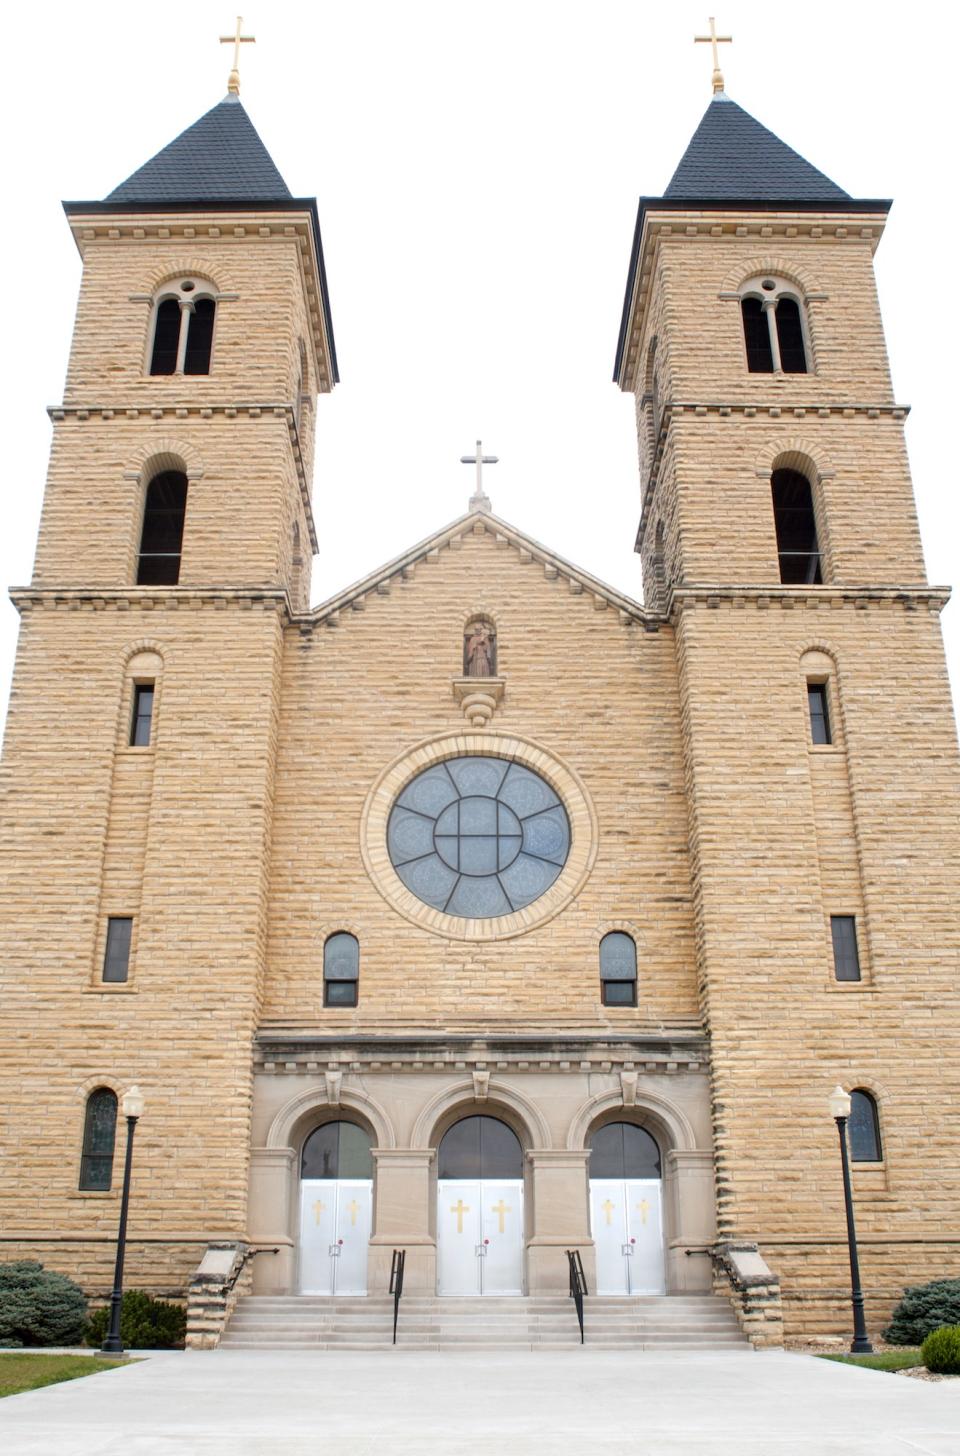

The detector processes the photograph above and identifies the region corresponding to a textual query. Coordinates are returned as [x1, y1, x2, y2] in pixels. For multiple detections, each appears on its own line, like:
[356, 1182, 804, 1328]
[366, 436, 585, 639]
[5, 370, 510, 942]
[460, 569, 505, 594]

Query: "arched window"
[323, 932, 359, 1007]
[848, 1091, 882, 1162]
[599, 932, 637, 1006]
[589, 1122, 661, 1179]
[137, 471, 188, 585]
[771, 469, 821, 583]
[79, 1087, 118, 1190]
[437, 1115, 523, 1179]
[301, 1120, 373, 1178]
[740, 277, 809, 374]
[148, 279, 217, 376]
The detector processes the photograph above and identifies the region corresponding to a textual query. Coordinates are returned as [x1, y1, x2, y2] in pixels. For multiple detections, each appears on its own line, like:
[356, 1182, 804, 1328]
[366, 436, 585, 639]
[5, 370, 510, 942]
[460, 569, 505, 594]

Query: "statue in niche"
[464, 620, 496, 678]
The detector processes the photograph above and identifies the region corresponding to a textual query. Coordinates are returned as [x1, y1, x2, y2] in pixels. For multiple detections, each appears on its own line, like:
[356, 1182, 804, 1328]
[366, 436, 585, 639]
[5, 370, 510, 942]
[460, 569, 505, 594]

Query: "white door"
[437, 1179, 524, 1295]
[590, 1178, 664, 1295]
[299, 1179, 372, 1294]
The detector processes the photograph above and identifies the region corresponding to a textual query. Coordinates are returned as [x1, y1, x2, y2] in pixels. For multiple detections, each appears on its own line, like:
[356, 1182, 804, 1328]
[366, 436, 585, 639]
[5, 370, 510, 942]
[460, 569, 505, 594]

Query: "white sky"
[1, 0, 957, 741]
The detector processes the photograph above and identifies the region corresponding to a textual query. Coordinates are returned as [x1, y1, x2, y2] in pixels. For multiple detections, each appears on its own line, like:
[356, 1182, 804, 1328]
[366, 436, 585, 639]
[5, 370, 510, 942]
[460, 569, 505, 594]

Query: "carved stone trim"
[452, 676, 505, 728]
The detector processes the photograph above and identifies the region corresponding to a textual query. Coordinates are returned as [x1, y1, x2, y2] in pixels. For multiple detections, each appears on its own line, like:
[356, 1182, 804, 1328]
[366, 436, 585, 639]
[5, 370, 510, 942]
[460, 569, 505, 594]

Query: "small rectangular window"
[830, 915, 861, 982]
[324, 980, 358, 1008]
[130, 684, 155, 747]
[103, 917, 133, 983]
[807, 683, 831, 745]
[602, 981, 637, 1007]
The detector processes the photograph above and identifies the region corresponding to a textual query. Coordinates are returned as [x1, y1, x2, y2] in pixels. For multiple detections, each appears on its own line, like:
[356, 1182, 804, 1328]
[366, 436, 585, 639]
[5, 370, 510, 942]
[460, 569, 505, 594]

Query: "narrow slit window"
[772, 469, 822, 584]
[741, 297, 774, 373]
[830, 915, 861, 982]
[149, 299, 181, 376]
[137, 471, 187, 586]
[776, 297, 808, 374]
[324, 932, 359, 1007]
[848, 1091, 882, 1162]
[807, 683, 831, 745]
[103, 917, 133, 984]
[599, 932, 637, 1007]
[130, 683, 155, 747]
[79, 1088, 118, 1190]
[183, 298, 215, 375]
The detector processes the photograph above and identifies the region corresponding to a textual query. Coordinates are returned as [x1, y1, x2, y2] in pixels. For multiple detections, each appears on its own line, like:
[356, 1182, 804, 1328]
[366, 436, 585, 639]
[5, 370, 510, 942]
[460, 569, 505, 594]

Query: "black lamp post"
[99, 1085, 145, 1357]
[829, 1084, 873, 1355]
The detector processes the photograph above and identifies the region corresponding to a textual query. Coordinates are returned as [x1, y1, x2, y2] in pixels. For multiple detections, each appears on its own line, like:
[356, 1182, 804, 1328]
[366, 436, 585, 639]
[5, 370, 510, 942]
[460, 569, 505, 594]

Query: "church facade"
[1, 75, 958, 1343]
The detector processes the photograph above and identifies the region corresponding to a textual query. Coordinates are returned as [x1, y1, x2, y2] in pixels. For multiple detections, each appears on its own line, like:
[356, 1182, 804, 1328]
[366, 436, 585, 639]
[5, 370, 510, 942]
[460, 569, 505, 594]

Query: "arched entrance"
[436, 1115, 524, 1295]
[588, 1122, 664, 1295]
[298, 1121, 373, 1294]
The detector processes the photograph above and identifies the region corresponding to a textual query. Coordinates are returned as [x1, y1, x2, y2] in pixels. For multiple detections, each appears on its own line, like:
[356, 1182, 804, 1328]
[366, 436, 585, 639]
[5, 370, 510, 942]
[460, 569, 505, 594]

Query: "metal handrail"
[225, 1245, 279, 1293]
[389, 1248, 406, 1345]
[566, 1249, 587, 1344]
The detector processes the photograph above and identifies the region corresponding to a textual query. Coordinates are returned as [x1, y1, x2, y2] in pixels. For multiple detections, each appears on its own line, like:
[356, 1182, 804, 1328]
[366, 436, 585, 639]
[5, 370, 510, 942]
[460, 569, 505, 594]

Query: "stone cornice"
[636, 399, 910, 550]
[47, 401, 319, 555]
[668, 584, 951, 617]
[253, 1029, 709, 1077]
[9, 586, 292, 618]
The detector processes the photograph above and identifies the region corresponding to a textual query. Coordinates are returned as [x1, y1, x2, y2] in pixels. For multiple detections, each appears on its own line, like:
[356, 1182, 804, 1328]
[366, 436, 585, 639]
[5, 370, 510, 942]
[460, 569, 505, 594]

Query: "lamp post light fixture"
[99, 1085, 145, 1358]
[829, 1084, 873, 1355]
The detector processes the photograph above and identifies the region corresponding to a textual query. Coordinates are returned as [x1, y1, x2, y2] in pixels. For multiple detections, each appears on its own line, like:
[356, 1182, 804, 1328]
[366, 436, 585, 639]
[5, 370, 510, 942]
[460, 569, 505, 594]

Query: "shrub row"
[0, 1262, 184, 1349]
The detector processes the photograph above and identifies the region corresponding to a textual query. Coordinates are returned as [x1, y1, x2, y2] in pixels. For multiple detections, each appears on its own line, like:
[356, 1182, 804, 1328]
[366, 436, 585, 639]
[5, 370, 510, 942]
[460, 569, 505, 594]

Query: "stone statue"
[464, 621, 496, 677]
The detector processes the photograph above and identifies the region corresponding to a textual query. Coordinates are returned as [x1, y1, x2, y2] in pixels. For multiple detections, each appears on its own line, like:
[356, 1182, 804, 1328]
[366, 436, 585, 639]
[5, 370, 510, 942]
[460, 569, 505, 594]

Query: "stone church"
[1, 55, 958, 1349]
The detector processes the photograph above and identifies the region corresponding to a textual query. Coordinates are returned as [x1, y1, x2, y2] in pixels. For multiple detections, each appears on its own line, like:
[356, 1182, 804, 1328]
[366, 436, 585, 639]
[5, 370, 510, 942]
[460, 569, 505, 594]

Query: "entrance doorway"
[298, 1121, 373, 1294]
[436, 1115, 524, 1295]
[588, 1122, 664, 1295]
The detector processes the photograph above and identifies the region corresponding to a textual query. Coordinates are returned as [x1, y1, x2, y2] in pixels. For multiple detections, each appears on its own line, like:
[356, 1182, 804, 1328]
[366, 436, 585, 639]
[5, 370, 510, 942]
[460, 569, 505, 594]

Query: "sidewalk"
[1, 1348, 958, 1455]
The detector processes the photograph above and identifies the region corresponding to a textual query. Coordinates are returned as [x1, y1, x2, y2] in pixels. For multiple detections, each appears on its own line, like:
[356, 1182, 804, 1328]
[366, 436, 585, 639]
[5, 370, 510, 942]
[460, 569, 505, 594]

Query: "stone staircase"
[220, 1294, 749, 1351]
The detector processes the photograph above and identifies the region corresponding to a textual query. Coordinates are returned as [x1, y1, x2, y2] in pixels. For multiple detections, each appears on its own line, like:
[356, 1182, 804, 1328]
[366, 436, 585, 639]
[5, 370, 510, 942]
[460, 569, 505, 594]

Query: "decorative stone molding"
[452, 676, 505, 728]
[566, 1086, 699, 1154]
[472, 1069, 490, 1101]
[668, 585, 950, 618]
[325, 1069, 342, 1105]
[619, 1070, 639, 1106]
[410, 1076, 551, 1152]
[710, 1242, 784, 1349]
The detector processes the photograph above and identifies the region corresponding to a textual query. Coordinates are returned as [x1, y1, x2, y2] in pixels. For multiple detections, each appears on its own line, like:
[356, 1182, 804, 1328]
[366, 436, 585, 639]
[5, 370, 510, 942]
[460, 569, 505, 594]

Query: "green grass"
[0, 1353, 128, 1398]
[818, 1348, 922, 1372]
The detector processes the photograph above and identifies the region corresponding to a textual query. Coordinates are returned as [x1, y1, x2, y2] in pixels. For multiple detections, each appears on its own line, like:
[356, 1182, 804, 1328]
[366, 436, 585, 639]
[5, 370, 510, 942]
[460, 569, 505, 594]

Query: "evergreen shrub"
[920, 1325, 960, 1375]
[883, 1279, 960, 1345]
[0, 1260, 88, 1347]
[85, 1289, 186, 1349]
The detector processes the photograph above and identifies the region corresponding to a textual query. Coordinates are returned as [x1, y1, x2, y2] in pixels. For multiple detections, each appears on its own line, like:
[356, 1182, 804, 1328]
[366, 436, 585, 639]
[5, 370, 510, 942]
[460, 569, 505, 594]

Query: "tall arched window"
[599, 932, 638, 1006]
[848, 1091, 882, 1162]
[323, 932, 359, 1007]
[437, 1116, 523, 1179]
[301, 1120, 373, 1178]
[740, 277, 809, 374]
[137, 472, 188, 585]
[148, 279, 217, 376]
[771, 469, 822, 583]
[589, 1122, 661, 1179]
[79, 1087, 118, 1190]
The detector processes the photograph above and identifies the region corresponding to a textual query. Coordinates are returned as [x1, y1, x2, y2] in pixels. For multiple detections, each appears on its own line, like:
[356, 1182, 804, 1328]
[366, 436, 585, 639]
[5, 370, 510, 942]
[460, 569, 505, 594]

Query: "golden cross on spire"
[220, 15, 256, 96]
[694, 16, 733, 95]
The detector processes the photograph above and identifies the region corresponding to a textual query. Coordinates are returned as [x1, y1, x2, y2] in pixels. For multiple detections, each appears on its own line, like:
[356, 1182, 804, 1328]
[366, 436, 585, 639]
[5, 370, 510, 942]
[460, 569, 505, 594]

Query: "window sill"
[69, 1190, 118, 1200]
[83, 985, 138, 995]
[118, 747, 155, 757]
[825, 980, 874, 992]
[808, 744, 842, 755]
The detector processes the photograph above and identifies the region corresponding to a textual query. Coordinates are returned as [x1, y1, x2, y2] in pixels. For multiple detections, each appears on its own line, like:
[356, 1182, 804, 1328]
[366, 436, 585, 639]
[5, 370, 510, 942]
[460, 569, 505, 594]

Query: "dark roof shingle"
[106, 95, 291, 204]
[664, 93, 849, 202]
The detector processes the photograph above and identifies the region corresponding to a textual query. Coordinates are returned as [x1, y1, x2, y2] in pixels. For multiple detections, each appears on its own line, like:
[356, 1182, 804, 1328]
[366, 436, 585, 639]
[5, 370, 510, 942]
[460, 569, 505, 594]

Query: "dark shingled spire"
[106, 95, 291, 204]
[664, 93, 849, 202]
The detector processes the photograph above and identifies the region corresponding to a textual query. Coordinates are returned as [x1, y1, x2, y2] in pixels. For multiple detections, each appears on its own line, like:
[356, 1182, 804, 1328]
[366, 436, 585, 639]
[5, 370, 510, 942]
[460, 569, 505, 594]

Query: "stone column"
[369, 1148, 436, 1294]
[248, 1147, 296, 1293]
[525, 1150, 594, 1294]
[663, 1148, 716, 1292]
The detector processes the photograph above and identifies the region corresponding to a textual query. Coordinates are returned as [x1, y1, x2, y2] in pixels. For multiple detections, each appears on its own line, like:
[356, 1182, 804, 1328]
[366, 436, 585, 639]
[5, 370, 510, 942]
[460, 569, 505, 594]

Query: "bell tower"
[0, 86, 338, 1289]
[615, 87, 960, 1328]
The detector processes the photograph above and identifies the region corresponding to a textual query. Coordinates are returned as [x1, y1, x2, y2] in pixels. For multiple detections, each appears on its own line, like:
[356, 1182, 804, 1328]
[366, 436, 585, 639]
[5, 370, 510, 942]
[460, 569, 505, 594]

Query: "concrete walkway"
[1, 1349, 958, 1455]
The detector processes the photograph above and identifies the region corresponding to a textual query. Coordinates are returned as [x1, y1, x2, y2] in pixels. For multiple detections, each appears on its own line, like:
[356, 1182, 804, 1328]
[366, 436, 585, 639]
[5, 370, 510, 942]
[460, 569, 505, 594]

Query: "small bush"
[85, 1290, 186, 1349]
[0, 1261, 88, 1348]
[884, 1279, 960, 1346]
[921, 1325, 960, 1375]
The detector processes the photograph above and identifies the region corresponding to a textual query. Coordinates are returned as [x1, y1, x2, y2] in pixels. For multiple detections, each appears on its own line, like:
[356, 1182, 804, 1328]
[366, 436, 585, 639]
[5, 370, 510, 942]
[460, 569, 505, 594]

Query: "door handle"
[329, 1245, 341, 1257]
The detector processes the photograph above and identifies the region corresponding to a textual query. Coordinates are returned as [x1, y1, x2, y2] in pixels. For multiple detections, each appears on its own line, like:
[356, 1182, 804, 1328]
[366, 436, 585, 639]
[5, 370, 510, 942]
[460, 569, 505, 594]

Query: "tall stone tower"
[616, 91, 960, 1327]
[0, 91, 337, 1290]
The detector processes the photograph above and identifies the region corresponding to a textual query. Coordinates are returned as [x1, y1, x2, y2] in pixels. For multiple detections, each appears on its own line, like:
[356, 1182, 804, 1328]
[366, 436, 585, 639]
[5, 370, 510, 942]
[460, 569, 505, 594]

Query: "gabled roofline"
[307, 507, 655, 626]
[613, 195, 892, 386]
[63, 197, 339, 384]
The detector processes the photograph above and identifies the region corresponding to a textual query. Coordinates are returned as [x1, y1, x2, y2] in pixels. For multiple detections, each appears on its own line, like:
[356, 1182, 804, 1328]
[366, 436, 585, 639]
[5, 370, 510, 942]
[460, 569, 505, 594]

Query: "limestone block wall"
[262, 523, 699, 1031]
[674, 596, 960, 1334]
[0, 597, 285, 1294]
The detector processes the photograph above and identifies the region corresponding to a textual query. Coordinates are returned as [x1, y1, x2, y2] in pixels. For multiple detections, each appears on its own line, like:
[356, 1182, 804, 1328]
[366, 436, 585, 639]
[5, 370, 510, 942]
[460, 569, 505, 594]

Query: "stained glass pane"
[79, 1089, 117, 1191]
[459, 837, 499, 875]
[499, 854, 561, 907]
[446, 757, 509, 797]
[848, 1092, 881, 1162]
[599, 932, 637, 982]
[395, 855, 458, 908]
[497, 764, 559, 817]
[521, 807, 570, 863]
[445, 875, 512, 918]
[324, 932, 359, 981]
[396, 767, 458, 817]
[387, 808, 435, 864]
[459, 797, 497, 835]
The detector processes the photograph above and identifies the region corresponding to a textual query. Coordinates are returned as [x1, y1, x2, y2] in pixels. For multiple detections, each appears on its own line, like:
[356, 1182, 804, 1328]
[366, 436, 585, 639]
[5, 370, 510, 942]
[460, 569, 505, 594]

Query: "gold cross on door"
[491, 1198, 512, 1234]
[451, 1198, 470, 1233]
